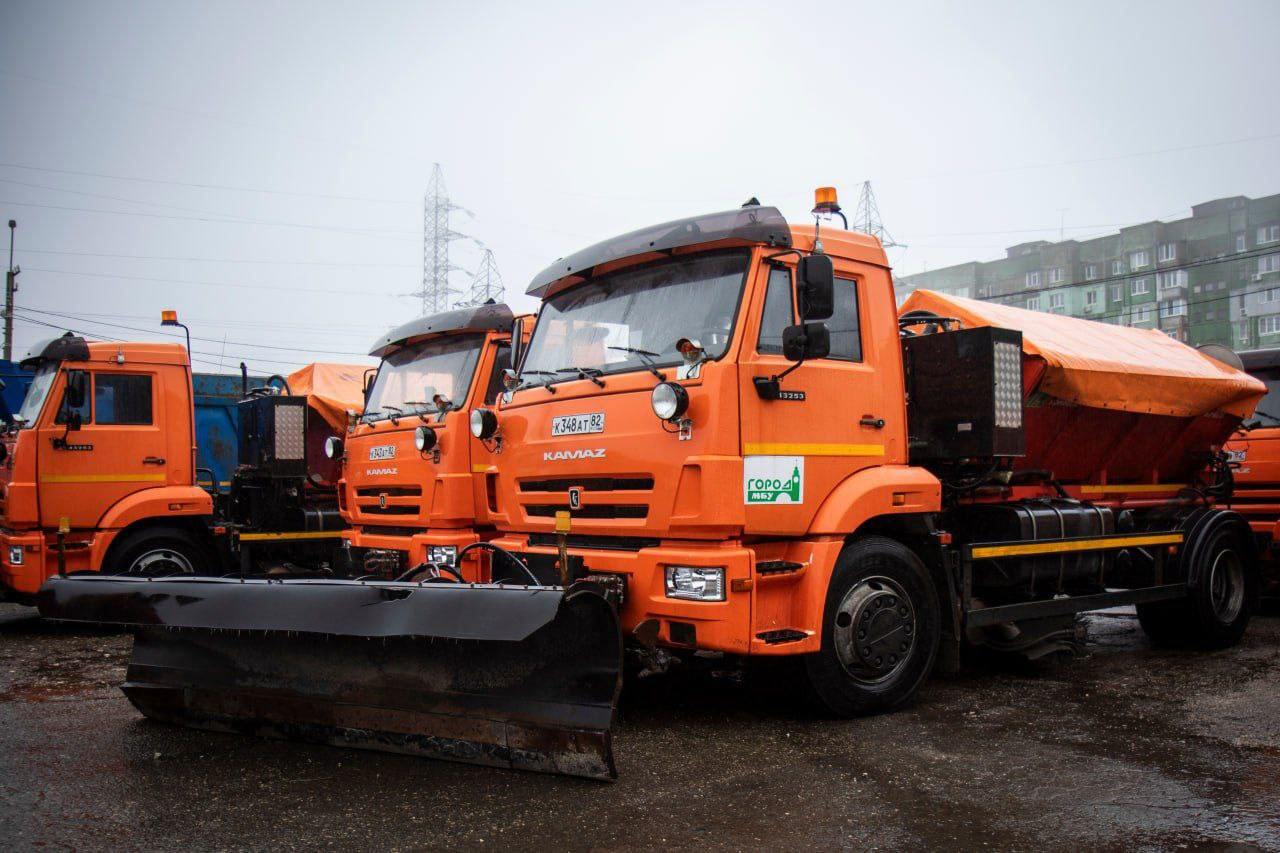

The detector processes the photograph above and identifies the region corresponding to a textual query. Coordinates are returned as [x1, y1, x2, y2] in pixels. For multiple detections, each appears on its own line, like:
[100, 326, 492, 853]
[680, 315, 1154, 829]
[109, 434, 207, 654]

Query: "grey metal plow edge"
[37, 575, 624, 780]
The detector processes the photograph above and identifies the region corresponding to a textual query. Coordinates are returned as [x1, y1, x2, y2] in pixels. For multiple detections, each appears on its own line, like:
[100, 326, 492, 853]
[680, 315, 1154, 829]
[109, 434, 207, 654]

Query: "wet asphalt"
[0, 602, 1277, 851]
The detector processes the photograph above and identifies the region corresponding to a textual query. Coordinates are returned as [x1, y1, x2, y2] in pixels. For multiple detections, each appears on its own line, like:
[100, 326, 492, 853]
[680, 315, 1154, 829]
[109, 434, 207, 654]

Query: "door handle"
[859, 416, 885, 429]
[142, 456, 166, 465]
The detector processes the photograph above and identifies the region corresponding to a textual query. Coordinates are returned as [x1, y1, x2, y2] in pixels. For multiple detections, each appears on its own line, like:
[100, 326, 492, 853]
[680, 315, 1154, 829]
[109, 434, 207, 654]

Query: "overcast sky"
[1, 0, 1276, 374]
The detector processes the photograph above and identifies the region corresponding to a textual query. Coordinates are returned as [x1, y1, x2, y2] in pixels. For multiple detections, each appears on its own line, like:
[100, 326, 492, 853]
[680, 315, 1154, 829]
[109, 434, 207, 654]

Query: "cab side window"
[55, 370, 91, 424]
[826, 277, 863, 362]
[483, 343, 512, 406]
[757, 267, 795, 355]
[95, 374, 153, 425]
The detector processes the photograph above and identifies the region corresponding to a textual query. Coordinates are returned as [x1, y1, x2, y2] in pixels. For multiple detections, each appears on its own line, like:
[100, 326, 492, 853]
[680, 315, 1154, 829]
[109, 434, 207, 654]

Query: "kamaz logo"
[543, 448, 605, 461]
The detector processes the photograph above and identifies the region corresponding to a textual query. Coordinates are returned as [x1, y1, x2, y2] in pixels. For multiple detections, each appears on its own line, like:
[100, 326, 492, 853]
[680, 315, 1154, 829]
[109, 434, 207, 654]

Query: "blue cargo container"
[0, 359, 33, 424]
[192, 372, 268, 489]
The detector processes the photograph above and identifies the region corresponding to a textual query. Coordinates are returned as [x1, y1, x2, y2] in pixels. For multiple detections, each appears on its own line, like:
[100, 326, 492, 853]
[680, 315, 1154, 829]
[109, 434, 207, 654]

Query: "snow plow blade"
[37, 575, 623, 780]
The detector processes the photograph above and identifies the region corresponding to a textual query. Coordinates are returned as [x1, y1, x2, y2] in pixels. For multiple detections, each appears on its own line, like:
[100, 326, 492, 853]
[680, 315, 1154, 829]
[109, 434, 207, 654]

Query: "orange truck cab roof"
[22, 334, 189, 369]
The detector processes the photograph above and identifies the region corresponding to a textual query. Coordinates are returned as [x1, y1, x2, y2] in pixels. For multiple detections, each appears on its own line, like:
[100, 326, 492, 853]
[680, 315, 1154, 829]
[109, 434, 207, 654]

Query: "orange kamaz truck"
[1223, 347, 1280, 592]
[39, 192, 1265, 781]
[2, 331, 362, 602]
[332, 302, 528, 581]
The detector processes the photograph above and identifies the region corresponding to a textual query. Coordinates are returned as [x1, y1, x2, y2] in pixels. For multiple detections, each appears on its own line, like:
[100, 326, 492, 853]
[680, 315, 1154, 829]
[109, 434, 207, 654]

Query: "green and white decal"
[744, 456, 804, 505]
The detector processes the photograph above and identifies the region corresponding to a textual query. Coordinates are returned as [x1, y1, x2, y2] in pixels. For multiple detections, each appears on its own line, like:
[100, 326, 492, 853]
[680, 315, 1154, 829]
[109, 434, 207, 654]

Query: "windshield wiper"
[556, 366, 606, 388]
[1248, 407, 1280, 427]
[379, 405, 404, 425]
[517, 369, 559, 394]
[402, 401, 434, 422]
[607, 345, 667, 380]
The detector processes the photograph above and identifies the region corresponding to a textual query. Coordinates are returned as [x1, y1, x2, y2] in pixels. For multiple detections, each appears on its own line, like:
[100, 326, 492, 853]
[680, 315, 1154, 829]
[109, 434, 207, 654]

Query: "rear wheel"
[803, 536, 941, 716]
[107, 527, 209, 577]
[1137, 524, 1253, 649]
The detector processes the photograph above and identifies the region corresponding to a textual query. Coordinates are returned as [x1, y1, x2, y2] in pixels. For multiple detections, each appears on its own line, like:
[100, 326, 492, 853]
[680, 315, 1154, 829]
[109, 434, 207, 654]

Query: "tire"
[1137, 523, 1253, 649]
[802, 535, 941, 716]
[106, 526, 209, 577]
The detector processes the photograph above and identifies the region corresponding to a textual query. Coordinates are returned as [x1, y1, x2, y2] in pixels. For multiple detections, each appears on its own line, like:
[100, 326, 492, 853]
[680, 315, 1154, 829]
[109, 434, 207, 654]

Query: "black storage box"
[237, 395, 309, 478]
[902, 325, 1025, 462]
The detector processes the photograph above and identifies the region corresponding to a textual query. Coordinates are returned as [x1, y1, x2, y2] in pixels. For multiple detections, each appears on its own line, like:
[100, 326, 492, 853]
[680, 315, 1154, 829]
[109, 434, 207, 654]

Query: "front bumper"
[342, 527, 488, 581]
[0, 529, 48, 600]
[490, 534, 840, 656]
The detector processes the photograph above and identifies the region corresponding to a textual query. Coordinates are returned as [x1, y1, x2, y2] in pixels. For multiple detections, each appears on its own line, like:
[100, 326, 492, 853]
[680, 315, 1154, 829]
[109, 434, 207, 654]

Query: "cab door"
[737, 260, 897, 535]
[37, 368, 168, 529]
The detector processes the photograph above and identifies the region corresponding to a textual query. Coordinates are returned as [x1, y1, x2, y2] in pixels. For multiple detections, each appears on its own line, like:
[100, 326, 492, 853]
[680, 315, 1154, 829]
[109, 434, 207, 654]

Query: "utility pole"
[5, 220, 18, 362]
[852, 181, 903, 248]
[465, 248, 504, 306]
[407, 164, 469, 315]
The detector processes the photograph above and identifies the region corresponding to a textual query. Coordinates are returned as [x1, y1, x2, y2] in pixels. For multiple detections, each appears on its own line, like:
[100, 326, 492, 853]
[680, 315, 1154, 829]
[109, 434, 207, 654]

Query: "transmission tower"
[408, 163, 468, 315]
[465, 248, 505, 306]
[852, 181, 903, 248]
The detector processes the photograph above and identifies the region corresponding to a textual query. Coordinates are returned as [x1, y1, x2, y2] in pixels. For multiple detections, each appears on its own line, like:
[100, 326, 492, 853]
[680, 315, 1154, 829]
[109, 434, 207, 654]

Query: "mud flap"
[38, 576, 623, 780]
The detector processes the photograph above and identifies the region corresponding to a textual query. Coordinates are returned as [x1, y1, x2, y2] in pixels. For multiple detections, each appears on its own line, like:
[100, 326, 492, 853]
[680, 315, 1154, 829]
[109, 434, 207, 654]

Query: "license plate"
[552, 412, 605, 436]
[368, 445, 397, 461]
[1227, 449, 1246, 463]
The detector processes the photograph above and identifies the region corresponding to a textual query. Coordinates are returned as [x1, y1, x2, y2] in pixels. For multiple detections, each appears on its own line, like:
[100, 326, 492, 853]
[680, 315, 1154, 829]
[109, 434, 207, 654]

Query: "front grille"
[358, 504, 418, 516]
[526, 504, 648, 520]
[356, 486, 422, 497]
[519, 476, 654, 492]
[354, 525, 420, 537]
[527, 533, 660, 551]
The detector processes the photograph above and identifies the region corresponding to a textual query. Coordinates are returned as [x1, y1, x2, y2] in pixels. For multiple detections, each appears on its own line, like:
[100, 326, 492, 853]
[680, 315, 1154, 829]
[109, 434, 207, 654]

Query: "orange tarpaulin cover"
[286, 362, 368, 431]
[899, 290, 1265, 419]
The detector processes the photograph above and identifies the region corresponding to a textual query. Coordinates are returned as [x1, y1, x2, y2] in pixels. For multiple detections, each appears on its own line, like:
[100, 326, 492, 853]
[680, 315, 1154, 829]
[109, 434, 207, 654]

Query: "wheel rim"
[833, 575, 917, 684]
[1207, 547, 1244, 624]
[127, 547, 195, 576]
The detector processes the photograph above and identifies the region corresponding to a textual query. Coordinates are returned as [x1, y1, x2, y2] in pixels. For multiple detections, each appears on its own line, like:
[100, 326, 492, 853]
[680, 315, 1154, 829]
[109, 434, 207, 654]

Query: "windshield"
[14, 363, 57, 429]
[521, 250, 750, 384]
[364, 334, 484, 422]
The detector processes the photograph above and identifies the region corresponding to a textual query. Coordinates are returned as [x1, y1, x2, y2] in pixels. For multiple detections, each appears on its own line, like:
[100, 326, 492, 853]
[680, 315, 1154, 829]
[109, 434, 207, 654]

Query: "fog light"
[470, 408, 498, 439]
[651, 382, 689, 422]
[324, 436, 343, 459]
[8, 545, 22, 565]
[427, 545, 457, 566]
[664, 566, 725, 601]
[414, 425, 437, 452]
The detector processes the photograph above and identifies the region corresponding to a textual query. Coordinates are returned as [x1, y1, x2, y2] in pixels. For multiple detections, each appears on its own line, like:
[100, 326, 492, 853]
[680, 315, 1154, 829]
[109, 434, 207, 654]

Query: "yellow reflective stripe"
[1080, 484, 1183, 495]
[472, 464, 492, 473]
[971, 533, 1182, 559]
[39, 473, 166, 484]
[238, 531, 344, 542]
[743, 442, 884, 457]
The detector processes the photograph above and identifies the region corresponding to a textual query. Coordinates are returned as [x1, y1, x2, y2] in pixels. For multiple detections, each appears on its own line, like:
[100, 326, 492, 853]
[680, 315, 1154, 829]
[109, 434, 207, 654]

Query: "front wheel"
[107, 527, 209, 577]
[802, 536, 941, 716]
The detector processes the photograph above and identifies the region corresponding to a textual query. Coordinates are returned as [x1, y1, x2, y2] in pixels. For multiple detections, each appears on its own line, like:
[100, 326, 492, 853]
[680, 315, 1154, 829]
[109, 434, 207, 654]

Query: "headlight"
[470, 408, 498, 440]
[426, 545, 458, 566]
[8, 546, 23, 566]
[664, 566, 725, 601]
[414, 425, 437, 452]
[651, 382, 689, 421]
[323, 436, 343, 459]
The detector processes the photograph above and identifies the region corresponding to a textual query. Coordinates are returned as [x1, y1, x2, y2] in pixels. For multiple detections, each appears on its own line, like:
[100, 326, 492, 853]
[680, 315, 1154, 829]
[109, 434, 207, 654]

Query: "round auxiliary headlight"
[470, 408, 498, 440]
[651, 381, 689, 422]
[324, 435, 343, 459]
[414, 425, 437, 452]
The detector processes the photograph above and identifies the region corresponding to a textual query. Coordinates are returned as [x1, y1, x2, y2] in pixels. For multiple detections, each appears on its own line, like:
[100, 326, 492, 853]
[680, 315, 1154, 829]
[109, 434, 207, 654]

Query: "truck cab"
[485, 205, 928, 654]
[337, 303, 529, 579]
[1223, 347, 1280, 590]
[0, 334, 211, 600]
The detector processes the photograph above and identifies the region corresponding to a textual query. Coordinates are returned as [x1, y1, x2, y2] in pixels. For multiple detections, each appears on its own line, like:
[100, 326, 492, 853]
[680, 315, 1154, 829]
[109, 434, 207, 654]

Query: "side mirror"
[64, 371, 87, 409]
[510, 317, 528, 373]
[782, 323, 831, 362]
[797, 255, 835, 321]
[362, 367, 377, 402]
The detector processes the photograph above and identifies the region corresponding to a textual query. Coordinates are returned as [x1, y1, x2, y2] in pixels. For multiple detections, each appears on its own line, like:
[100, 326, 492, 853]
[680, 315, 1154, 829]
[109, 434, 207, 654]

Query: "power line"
[968, 245, 1279, 302]
[11, 313, 307, 373]
[0, 161, 413, 205]
[21, 265, 405, 298]
[15, 307, 368, 356]
[0, 198, 418, 241]
[19, 247, 416, 269]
